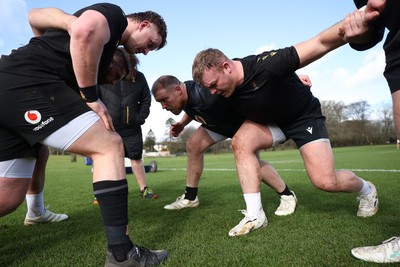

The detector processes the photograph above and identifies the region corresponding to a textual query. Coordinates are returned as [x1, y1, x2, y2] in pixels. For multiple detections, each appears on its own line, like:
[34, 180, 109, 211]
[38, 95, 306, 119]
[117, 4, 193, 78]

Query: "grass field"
[0, 145, 399, 266]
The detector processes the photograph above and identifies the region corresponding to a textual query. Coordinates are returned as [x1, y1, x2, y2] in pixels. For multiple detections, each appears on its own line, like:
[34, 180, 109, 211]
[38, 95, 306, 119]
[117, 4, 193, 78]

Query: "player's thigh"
[67, 120, 123, 157]
[187, 127, 218, 153]
[233, 120, 273, 151]
[300, 140, 336, 185]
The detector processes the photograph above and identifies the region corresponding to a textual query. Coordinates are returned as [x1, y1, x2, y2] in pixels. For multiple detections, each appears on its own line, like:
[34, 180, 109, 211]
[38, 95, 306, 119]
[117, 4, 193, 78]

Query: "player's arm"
[170, 113, 192, 137]
[294, 9, 380, 69]
[294, 21, 346, 69]
[28, 7, 76, 37]
[70, 10, 110, 88]
[338, 5, 384, 50]
[69, 10, 113, 130]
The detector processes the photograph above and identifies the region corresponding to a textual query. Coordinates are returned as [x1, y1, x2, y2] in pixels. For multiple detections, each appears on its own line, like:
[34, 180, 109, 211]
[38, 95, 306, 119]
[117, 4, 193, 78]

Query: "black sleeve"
[254, 47, 300, 77]
[137, 73, 151, 125]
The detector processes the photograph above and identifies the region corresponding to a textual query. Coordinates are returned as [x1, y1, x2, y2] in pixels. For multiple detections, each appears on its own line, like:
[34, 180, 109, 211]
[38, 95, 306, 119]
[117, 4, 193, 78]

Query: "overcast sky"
[0, 0, 390, 141]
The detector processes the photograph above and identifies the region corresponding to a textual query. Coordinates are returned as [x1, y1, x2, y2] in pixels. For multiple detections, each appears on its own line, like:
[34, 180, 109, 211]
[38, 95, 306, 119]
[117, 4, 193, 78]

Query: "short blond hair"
[192, 48, 228, 85]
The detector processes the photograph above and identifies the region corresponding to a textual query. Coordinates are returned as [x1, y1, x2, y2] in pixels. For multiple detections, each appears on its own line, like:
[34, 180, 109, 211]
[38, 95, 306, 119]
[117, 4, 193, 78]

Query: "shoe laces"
[237, 210, 257, 225]
[132, 245, 161, 265]
[357, 193, 374, 209]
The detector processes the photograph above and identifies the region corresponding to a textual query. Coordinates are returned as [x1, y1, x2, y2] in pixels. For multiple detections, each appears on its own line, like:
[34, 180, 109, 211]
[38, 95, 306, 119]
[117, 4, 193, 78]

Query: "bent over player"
[0, 3, 168, 266]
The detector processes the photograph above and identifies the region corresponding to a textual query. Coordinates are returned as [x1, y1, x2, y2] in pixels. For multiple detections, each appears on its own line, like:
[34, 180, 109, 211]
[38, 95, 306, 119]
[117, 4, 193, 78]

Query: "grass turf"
[0, 144, 398, 266]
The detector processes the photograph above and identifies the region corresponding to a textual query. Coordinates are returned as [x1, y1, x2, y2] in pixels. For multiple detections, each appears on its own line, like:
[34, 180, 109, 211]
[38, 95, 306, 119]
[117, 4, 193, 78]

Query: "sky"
[0, 0, 391, 141]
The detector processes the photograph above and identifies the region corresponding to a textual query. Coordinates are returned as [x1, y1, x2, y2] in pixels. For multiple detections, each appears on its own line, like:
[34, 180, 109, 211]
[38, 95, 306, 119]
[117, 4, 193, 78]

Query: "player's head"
[192, 48, 237, 98]
[124, 11, 167, 55]
[151, 75, 187, 115]
[98, 47, 132, 85]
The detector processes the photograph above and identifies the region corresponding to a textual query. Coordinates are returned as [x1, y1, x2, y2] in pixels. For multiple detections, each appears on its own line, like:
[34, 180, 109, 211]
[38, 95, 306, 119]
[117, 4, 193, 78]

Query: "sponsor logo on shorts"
[306, 126, 313, 134]
[32, 117, 54, 131]
[24, 110, 54, 131]
[24, 110, 42, 124]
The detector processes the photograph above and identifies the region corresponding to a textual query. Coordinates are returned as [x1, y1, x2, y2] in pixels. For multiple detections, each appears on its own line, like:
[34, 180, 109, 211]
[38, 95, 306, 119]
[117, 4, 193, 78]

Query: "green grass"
[0, 145, 399, 266]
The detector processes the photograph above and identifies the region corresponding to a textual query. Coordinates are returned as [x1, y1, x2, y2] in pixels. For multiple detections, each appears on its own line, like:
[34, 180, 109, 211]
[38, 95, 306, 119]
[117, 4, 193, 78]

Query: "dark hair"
[125, 53, 140, 81]
[126, 11, 167, 50]
[151, 75, 181, 95]
[114, 47, 131, 78]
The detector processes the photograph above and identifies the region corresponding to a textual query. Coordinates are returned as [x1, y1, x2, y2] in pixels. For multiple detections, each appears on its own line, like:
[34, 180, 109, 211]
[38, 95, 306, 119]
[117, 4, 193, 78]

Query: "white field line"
[159, 168, 400, 173]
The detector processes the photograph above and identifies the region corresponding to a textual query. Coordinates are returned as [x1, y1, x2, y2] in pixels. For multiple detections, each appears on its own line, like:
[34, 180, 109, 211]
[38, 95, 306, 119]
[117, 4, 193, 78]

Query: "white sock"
[26, 191, 45, 217]
[358, 180, 372, 195]
[243, 192, 263, 216]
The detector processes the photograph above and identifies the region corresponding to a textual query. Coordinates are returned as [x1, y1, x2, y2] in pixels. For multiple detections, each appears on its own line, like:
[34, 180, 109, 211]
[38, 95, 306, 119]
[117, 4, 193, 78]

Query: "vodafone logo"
[24, 110, 42, 124]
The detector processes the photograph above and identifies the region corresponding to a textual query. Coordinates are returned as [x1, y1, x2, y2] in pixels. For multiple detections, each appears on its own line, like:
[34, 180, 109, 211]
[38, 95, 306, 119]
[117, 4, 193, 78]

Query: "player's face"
[154, 88, 183, 115]
[124, 21, 161, 55]
[201, 67, 235, 98]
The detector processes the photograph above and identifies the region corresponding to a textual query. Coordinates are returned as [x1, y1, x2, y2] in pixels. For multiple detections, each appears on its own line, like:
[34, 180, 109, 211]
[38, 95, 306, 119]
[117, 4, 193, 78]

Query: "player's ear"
[139, 20, 150, 30]
[222, 61, 231, 73]
[175, 85, 182, 95]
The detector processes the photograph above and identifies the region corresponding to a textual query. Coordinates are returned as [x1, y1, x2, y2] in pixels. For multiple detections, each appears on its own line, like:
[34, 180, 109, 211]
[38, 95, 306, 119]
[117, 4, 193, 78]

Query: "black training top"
[99, 71, 151, 133]
[0, 3, 127, 91]
[184, 81, 245, 138]
[227, 47, 320, 127]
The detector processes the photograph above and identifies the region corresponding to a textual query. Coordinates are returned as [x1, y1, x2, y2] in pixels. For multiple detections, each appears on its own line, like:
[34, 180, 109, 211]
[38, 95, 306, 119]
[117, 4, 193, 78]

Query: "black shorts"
[119, 129, 143, 160]
[384, 30, 400, 94]
[0, 72, 90, 161]
[281, 101, 329, 148]
[384, 58, 400, 94]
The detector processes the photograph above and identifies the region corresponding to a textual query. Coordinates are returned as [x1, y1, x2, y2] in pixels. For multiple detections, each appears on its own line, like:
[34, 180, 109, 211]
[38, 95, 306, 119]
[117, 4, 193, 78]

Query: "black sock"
[184, 186, 198, 201]
[277, 185, 293, 196]
[93, 180, 132, 262]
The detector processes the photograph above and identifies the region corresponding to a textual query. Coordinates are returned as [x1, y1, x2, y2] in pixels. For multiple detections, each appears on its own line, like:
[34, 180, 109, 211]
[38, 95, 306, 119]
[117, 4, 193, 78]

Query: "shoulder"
[74, 3, 127, 32]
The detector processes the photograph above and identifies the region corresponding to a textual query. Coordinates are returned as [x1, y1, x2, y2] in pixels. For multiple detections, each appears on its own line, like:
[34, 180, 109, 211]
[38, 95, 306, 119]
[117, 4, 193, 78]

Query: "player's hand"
[298, 74, 312, 87]
[170, 122, 184, 137]
[338, 7, 380, 44]
[86, 100, 115, 131]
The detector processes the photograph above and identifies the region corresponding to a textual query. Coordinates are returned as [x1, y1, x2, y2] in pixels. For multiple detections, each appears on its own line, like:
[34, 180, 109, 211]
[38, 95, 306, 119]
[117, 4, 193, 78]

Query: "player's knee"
[96, 133, 124, 158]
[312, 176, 339, 192]
[0, 194, 25, 217]
[186, 137, 202, 155]
[110, 134, 124, 156]
[231, 135, 249, 154]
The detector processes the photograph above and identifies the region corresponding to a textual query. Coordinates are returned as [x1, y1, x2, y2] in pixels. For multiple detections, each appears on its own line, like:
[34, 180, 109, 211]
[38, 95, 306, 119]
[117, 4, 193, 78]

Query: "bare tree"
[321, 100, 346, 146]
[375, 102, 395, 141]
[345, 101, 370, 121]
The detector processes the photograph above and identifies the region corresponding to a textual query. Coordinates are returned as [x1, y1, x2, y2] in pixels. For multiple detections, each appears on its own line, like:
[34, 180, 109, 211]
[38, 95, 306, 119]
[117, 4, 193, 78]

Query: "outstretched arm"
[294, 21, 346, 69]
[28, 7, 76, 36]
[294, 8, 379, 69]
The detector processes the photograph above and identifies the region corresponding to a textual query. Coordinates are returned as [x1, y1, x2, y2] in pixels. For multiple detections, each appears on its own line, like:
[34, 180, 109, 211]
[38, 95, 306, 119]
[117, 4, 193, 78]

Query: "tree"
[165, 118, 176, 152]
[345, 101, 370, 121]
[321, 100, 346, 146]
[375, 102, 395, 142]
[144, 129, 156, 152]
[344, 101, 371, 145]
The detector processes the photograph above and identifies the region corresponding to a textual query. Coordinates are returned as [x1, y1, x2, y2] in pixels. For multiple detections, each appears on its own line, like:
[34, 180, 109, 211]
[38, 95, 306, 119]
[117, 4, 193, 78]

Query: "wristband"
[79, 85, 99, 102]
